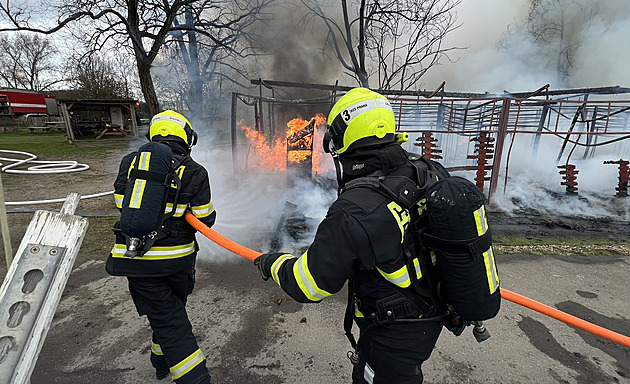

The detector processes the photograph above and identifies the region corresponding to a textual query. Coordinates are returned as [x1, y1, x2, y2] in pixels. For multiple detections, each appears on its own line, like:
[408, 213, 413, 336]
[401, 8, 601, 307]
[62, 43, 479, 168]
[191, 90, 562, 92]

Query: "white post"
[0, 193, 88, 384]
[0, 171, 12, 268]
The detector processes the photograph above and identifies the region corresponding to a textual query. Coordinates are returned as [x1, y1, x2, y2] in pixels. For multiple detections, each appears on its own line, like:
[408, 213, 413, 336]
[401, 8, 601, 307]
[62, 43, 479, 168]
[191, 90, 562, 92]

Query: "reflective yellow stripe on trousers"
[151, 342, 163, 355]
[170, 348, 206, 380]
[473, 205, 499, 293]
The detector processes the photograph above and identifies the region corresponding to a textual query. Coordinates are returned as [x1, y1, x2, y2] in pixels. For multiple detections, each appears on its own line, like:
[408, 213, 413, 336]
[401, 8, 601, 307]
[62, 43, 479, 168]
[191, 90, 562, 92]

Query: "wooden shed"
[57, 98, 139, 140]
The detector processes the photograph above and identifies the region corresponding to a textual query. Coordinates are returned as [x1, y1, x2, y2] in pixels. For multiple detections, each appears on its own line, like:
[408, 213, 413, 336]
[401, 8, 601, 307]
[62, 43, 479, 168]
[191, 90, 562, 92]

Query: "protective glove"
[254, 253, 287, 282]
[254, 255, 270, 281]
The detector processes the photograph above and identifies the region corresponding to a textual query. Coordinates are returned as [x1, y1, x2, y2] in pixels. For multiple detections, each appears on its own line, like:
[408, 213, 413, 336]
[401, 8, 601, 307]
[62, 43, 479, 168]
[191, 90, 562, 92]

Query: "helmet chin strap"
[323, 130, 345, 196]
[332, 153, 344, 196]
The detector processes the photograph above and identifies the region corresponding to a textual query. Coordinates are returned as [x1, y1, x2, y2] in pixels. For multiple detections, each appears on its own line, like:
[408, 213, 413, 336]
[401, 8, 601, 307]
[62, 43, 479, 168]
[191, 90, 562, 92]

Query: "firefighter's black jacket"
[260, 144, 429, 316]
[106, 143, 216, 277]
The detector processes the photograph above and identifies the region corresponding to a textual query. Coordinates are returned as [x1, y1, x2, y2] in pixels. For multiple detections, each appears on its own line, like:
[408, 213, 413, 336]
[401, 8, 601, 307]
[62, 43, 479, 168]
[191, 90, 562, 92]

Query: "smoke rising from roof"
[255, 1, 341, 99]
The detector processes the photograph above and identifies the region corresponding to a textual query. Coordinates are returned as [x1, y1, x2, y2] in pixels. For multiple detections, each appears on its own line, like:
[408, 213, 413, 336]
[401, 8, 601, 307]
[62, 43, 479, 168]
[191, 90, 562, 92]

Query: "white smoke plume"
[490, 136, 630, 221]
[192, 0, 630, 262]
[420, 0, 630, 221]
[192, 133, 337, 262]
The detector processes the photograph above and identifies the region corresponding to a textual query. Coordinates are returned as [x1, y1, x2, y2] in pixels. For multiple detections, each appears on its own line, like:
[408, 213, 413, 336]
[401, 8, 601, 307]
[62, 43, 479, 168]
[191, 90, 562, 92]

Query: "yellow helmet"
[325, 88, 396, 155]
[147, 110, 197, 147]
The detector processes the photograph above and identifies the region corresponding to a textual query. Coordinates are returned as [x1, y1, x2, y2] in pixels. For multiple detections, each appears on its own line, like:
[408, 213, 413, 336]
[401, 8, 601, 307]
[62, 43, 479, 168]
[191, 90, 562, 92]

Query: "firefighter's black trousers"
[128, 265, 211, 384]
[351, 317, 442, 384]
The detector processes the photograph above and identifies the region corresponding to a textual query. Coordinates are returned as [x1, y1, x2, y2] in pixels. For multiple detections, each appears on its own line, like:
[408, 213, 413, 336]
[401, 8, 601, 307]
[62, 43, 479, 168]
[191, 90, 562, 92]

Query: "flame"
[240, 113, 333, 175]
[286, 118, 313, 150]
[240, 124, 286, 171]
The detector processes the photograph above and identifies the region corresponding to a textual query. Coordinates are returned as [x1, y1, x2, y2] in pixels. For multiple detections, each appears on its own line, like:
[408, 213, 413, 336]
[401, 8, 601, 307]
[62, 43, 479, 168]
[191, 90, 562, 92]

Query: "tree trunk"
[184, 8, 203, 119]
[358, 73, 370, 88]
[189, 79, 203, 118]
[136, 59, 160, 116]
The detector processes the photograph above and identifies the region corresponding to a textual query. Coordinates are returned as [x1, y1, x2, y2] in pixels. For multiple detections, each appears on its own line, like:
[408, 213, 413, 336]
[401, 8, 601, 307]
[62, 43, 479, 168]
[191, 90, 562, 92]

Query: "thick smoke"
[422, 0, 630, 92]
[192, 0, 630, 262]
[193, 139, 337, 262]
[571, 7, 630, 87]
[490, 136, 629, 221]
[420, 0, 630, 221]
[255, 0, 342, 99]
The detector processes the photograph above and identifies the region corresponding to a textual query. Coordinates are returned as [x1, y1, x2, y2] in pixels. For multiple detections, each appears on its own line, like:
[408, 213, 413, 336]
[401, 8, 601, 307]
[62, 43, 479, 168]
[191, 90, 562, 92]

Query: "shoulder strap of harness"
[343, 153, 441, 209]
[343, 276, 358, 351]
[342, 154, 444, 341]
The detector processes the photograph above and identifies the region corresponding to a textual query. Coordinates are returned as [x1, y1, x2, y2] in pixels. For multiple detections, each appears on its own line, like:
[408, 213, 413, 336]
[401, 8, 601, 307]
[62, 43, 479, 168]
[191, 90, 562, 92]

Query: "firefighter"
[254, 88, 443, 384]
[106, 110, 216, 384]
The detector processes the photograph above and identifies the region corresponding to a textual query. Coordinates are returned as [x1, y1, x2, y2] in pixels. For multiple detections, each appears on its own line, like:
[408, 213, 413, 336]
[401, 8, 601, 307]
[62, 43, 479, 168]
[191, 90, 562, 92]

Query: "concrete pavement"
[29, 250, 630, 384]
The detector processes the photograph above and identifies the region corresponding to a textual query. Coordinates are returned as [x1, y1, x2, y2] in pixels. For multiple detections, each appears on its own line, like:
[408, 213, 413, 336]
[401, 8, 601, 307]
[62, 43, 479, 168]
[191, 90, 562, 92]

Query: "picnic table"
[46, 122, 66, 131]
[95, 123, 128, 139]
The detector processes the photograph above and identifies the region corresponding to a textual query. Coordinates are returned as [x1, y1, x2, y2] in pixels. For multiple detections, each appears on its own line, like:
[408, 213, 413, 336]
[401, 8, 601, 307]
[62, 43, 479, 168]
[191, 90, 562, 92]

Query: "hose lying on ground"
[0, 149, 90, 174]
[185, 211, 630, 349]
[0, 149, 113, 206]
[4, 191, 114, 206]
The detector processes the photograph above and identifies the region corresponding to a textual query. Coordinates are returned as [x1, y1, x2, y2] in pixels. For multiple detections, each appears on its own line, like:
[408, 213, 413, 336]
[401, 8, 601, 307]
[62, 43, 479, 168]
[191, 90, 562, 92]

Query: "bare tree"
[0, 0, 272, 116]
[501, 0, 600, 84]
[68, 54, 133, 99]
[167, 1, 272, 117]
[0, 33, 62, 91]
[301, 0, 462, 90]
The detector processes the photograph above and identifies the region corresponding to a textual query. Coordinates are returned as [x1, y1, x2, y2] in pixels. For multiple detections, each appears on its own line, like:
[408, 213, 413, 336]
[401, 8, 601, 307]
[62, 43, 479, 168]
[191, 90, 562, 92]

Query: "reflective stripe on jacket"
[106, 147, 216, 277]
[263, 175, 423, 305]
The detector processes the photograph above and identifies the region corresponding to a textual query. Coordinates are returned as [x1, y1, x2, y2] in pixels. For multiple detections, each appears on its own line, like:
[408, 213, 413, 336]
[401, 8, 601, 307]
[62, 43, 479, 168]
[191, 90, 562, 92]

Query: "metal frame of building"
[232, 81, 630, 201]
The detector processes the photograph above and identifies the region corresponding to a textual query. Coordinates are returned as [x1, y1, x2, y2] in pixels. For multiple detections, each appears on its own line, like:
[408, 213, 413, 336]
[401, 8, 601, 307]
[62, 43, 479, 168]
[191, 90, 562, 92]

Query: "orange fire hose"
[185, 211, 630, 348]
[499, 288, 630, 347]
[186, 211, 261, 261]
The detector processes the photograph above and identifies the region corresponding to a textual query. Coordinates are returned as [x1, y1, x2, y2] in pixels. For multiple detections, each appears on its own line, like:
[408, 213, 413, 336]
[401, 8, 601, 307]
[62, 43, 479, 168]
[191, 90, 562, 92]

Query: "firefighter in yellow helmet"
[254, 88, 449, 383]
[106, 110, 215, 384]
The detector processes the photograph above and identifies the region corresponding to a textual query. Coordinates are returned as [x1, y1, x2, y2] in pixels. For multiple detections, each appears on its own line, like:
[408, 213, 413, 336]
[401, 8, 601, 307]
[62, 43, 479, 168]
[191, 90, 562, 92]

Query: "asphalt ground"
[26, 248, 630, 384]
[2, 137, 629, 383]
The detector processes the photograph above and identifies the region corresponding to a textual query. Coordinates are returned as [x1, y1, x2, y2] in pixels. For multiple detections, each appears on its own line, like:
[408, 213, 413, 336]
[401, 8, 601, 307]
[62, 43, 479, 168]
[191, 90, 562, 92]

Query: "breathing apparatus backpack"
[118, 141, 184, 258]
[343, 152, 501, 336]
[423, 176, 501, 322]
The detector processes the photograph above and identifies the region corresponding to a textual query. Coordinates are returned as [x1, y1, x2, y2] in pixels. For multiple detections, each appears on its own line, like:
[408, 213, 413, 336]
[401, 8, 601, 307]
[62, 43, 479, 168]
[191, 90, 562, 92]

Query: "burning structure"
[239, 113, 330, 177]
[234, 92, 334, 190]
[229, 81, 630, 228]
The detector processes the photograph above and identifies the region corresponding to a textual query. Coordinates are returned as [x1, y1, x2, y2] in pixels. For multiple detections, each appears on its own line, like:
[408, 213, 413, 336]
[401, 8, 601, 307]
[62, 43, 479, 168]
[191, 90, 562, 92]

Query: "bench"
[28, 123, 65, 133]
[28, 127, 53, 133]
[45, 122, 66, 131]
